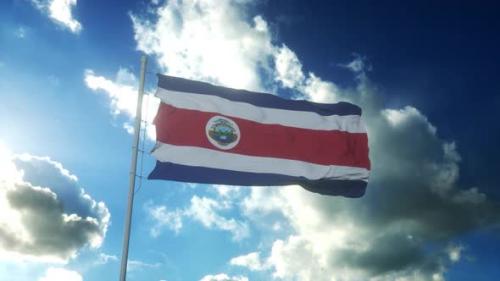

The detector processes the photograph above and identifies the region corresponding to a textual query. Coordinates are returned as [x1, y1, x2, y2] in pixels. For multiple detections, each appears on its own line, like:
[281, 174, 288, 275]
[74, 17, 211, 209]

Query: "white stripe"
[156, 88, 367, 133]
[152, 142, 370, 181]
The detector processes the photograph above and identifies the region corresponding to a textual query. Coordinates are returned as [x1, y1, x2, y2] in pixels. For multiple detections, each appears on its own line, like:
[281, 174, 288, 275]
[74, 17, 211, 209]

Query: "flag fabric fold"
[148, 74, 370, 197]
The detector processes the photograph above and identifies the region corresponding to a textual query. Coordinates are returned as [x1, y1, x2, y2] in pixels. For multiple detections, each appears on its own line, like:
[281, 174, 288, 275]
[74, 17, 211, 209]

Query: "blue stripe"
[148, 161, 367, 198]
[157, 74, 362, 117]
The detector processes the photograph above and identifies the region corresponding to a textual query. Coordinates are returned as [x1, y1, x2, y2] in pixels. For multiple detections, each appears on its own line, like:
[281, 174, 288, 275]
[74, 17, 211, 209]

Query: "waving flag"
[148, 74, 370, 197]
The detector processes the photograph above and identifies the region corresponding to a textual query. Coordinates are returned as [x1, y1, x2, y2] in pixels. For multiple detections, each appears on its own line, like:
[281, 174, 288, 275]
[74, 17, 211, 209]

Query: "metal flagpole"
[119, 55, 148, 281]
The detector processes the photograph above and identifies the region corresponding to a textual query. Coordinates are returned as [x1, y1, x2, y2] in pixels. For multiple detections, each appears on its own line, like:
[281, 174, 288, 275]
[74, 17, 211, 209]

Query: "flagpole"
[119, 55, 148, 281]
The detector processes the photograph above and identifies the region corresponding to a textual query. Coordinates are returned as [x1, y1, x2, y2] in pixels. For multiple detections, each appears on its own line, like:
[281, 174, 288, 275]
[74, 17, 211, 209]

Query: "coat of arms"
[205, 116, 240, 150]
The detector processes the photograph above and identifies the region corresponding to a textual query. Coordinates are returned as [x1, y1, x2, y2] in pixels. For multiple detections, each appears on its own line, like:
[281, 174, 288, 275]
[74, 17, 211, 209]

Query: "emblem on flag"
[206, 116, 240, 150]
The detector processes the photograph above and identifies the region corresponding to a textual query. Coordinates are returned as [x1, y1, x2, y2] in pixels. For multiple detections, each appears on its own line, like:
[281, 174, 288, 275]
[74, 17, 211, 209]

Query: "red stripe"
[154, 103, 370, 169]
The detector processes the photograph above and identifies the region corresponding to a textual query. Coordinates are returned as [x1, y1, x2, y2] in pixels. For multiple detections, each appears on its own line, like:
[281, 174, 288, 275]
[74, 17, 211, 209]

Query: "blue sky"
[1, 0, 499, 281]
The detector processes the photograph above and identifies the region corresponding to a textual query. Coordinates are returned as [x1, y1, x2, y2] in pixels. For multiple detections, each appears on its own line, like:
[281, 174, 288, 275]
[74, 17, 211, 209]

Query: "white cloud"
[230, 252, 267, 271]
[340, 55, 372, 74]
[272, 44, 343, 103]
[199, 273, 248, 281]
[274, 44, 305, 89]
[0, 145, 110, 262]
[447, 244, 464, 263]
[269, 235, 334, 280]
[38, 267, 82, 281]
[187, 196, 249, 240]
[127, 259, 161, 271]
[130, 0, 274, 91]
[31, 0, 82, 33]
[146, 204, 183, 237]
[301, 72, 342, 103]
[146, 195, 249, 241]
[211, 185, 242, 199]
[95, 253, 118, 265]
[84, 68, 138, 116]
[84, 68, 159, 139]
[241, 186, 287, 217]
[48, 0, 81, 33]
